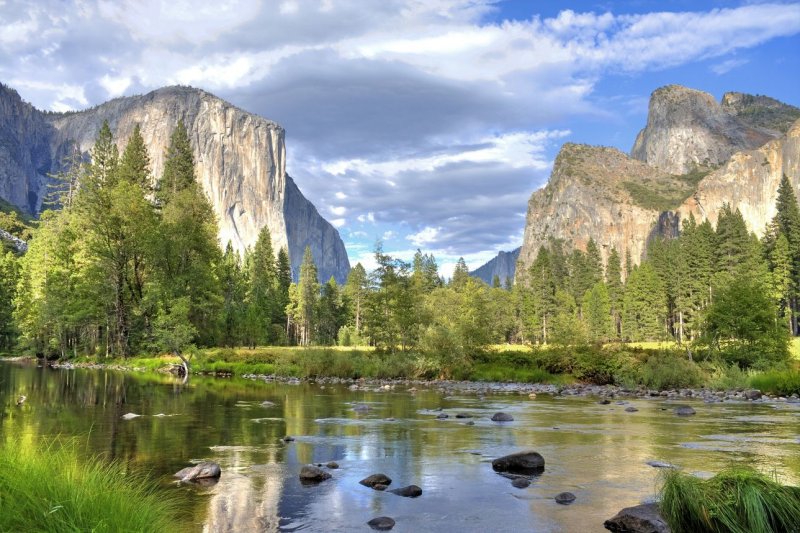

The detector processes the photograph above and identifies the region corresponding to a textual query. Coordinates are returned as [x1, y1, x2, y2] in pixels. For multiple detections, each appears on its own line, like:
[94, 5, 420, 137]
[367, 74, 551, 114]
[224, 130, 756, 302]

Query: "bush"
[750, 370, 800, 396]
[660, 466, 800, 533]
[0, 439, 183, 532]
[639, 353, 703, 390]
[702, 361, 751, 390]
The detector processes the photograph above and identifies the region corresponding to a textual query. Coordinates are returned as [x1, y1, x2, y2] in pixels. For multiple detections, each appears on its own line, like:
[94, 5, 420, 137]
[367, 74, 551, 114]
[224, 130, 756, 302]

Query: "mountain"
[470, 247, 520, 286]
[518, 85, 800, 277]
[0, 83, 350, 283]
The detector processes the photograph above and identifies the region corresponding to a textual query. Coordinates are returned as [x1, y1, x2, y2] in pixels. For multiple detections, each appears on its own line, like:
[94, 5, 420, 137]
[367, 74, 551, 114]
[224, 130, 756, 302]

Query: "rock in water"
[511, 478, 531, 489]
[0, 83, 350, 284]
[121, 413, 140, 420]
[360, 473, 392, 488]
[299, 465, 331, 483]
[604, 503, 670, 533]
[389, 485, 422, 497]
[625, 406, 639, 412]
[174, 461, 221, 482]
[491, 412, 514, 422]
[492, 451, 545, 475]
[675, 406, 696, 416]
[555, 492, 576, 505]
[744, 389, 762, 400]
[326, 461, 339, 469]
[367, 517, 395, 531]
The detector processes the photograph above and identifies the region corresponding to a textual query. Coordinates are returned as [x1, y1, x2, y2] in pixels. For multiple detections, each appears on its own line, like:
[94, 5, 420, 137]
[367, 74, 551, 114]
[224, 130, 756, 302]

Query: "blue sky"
[1, 1, 799, 277]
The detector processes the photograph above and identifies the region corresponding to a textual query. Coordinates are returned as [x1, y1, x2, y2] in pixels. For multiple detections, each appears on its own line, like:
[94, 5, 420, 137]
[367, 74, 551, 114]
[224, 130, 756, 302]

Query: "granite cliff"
[0, 83, 349, 283]
[470, 247, 520, 286]
[518, 85, 800, 279]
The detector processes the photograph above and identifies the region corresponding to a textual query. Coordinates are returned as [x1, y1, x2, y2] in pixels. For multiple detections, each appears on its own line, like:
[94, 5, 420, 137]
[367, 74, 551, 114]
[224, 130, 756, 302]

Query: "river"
[1, 361, 798, 532]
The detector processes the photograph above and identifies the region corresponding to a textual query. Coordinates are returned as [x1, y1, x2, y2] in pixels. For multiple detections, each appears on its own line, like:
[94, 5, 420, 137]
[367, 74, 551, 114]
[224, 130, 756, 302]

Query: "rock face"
[470, 247, 520, 286]
[518, 86, 800, 279]
[0, 228, 27, 253]
[631, 85, 778, 174]
[0, 83, 350, 283]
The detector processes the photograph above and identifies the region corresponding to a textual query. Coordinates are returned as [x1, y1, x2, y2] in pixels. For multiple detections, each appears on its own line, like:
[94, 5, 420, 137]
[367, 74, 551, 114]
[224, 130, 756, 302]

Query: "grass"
[659, 466, 800, 533]
[749, 370, 800, 396]
[0, 438, 184, 532]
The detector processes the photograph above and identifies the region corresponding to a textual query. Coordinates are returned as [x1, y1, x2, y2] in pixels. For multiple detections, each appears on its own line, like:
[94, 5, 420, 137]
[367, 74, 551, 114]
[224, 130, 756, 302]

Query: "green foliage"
[622, 167, 710, 211]
[622, 262, 667, 341]
[659, 466, 800, 533]
[703, 273, 789, 368]
[0, 439, 183, 532]
[702, 361, 751, 391]
[749, 370, 800, 396]
[639, 353, 703, 390]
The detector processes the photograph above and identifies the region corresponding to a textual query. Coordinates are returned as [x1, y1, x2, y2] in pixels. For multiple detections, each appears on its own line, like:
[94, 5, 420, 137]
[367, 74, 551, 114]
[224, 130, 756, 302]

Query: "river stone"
[436, 413, 449, 419]
[389, 484, 423, 497]
[555, 492, 576, 505]
[492, 451, 545, 475]
[174, 461, 221, 482]
[360, 473, 392, 488]
[326, 461, 339, 469]
[282, 436, 295, 442]
[744, 389, 762, 400]
[604, 503, 669, 533]
[625, 406, 639, 412]
[646, 460, 676, 469]
[675, 406, 696, 416]
[511, 477, 531, 489]
[491, 412, 514, 422]
[598, 399, 611, 405]
[367, 517, 395, 531]
[299, 465, 331, 483]
[353, 404, 371, 412]
[455, 413, 472, 419]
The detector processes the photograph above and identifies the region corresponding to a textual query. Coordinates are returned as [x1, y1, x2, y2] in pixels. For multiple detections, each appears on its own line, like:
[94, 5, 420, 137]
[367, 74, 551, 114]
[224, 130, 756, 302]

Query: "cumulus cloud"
[1, 1, 798, 265]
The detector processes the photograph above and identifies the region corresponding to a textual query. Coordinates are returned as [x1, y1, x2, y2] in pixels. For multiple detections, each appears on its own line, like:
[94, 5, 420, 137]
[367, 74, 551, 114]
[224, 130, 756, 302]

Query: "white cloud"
[406, 226, 441, 247]
[329, 205, 347, 216]
[335, 191, 347, 199]
[711, 57, 749, 75]
[330, 217, 346, 228]
[99, 74, 131, 97]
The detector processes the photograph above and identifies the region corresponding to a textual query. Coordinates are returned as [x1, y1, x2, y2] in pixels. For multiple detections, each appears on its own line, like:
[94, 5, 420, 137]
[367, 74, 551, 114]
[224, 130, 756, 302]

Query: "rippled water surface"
[1, 361, 799, 532]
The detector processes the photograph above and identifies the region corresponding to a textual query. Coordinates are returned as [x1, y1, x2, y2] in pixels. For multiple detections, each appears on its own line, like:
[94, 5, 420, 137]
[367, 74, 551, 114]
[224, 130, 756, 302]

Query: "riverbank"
[6, 345, 800, 403]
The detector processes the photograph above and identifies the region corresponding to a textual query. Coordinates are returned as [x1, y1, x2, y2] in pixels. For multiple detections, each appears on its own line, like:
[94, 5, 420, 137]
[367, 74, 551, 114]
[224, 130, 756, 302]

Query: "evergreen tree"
[771, 174, 800, 334]
[343, 263, 368, 334]
[491, 275, 501, 288]
[622, 262, 667, 341]
[276, 247, 292, 330]
[0, 251, 19, 350]
[247, 227, 279, 343]
[606, 247, 623, 337]
[290, 246, 319, 346]
[714, 204, 752, 276]
[117, 125, 151, 189]
[527, 247, 557, 344]
[451, 257, 470, 290]
[220, 242, 246, 346]
[317, 277, 344, 345]
[582, 281, 613, 343]
[157, 119, 195, 204]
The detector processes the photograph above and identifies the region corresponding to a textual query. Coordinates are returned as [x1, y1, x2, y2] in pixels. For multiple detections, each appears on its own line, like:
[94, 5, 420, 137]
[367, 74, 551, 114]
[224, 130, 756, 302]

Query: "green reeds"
[0, 439, 184, 532]
[660, 466, 800, 533]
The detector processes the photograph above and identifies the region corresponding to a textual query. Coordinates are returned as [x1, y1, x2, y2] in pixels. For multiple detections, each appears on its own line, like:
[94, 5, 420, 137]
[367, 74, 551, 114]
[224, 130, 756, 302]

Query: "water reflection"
[2, 360, 799, 532]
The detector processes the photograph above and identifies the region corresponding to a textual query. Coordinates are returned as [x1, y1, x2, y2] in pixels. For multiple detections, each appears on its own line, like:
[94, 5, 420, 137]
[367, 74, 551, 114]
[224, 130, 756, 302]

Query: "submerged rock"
[625, 406, 639, 412]
[326, 461, 339, 469]
[299, 465, 331, 483]
[360, 473, 392, 488]
[604, 503, 669, 533]
[555, 492, 576, 505]
[491, 412, 514, 422]
[389, 484, 422, 497]
[646, 460, 677, 469]
[282, 436, 295, 442]
[675, 406, 696, 416]
[744, 389, 762, 400]
[367, 516, 395, 531]
[492, 451, 545, 475]
[174, 461, 221, 482]
[511, 478, 531, 489]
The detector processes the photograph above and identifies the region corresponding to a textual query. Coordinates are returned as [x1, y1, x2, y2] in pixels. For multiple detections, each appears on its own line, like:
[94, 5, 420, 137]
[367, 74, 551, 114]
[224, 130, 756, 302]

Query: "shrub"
[702, 361, 750, 390]
[660, 466, 800, 533]
[639, 353, 703, 390]
[750, 370, 800, 396]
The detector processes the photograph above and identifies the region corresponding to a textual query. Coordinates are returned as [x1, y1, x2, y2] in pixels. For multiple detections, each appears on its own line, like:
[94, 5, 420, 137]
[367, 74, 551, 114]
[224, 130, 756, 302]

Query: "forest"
[1, 123, 799, 389]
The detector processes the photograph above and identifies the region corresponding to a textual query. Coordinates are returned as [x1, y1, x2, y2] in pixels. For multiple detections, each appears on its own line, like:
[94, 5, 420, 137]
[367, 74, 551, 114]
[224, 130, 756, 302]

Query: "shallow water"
[1, 361, 799, 532]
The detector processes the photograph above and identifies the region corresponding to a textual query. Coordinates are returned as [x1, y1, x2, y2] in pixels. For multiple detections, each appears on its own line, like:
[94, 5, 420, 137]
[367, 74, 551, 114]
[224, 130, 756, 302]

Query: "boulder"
[299, 465, 331, 483]
[625, 406, 639, 412]
[367, 517, 396, 531]
[455, 413, 472, 419]
[326, 461, 339, 469]
[389, 484, 422, 497]
[598, 399, 611, 405]
[174, 461, 221, 482]
[604, 503, 670, 533]
[492, 451, 545, 475]
[360, 473, 392, 488]
[436, 413, 449, 419]
[744, 389, 762, 400]
[675, 406, 696, 416]
[491, 412, 514, 422]
[555, 492, 576, 505]
[282, 436, 296, 442]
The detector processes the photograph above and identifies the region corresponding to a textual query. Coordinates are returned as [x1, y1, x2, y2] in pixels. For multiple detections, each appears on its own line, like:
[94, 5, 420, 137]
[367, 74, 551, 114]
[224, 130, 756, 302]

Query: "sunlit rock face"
[0, 84, 350, 283]
[517, 86, 799, 281]
[631, 85, 778, 175]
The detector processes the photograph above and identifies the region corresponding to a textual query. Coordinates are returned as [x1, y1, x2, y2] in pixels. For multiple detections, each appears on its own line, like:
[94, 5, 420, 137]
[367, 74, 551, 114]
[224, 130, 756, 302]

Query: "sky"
[2, 1, 799, 277]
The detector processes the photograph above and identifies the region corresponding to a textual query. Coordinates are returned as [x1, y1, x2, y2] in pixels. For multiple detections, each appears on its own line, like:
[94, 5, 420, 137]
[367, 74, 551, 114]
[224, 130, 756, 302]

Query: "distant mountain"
[470, 247, 520, 286]
[518, 85, 800, 277]
[0, 83, 350, 283]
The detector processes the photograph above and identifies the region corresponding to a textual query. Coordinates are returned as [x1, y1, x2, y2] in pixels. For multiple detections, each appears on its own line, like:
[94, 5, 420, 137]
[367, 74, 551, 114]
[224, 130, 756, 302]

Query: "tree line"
[0, 118, 798, 372]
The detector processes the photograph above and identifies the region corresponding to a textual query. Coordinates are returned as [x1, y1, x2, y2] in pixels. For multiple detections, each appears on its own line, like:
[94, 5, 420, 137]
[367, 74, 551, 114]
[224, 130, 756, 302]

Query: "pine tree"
[117, 125, 151, 189]
[220, 242, 246, 346]
[247, 227, 279, 343]
[771, 174, 800, 334]
[276, 247, 292, 329]
[582, 281, 613, 343]
[527, 247, 556, 344]
[318, 277, 344, 345]
[622, 262, 667, 341]
[157, 119, 195, 204]
[344, 263, 368, 334]
[292, 246, 319, 346]
[606, 247, 623, 337]
[451, 257, 470, 290]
